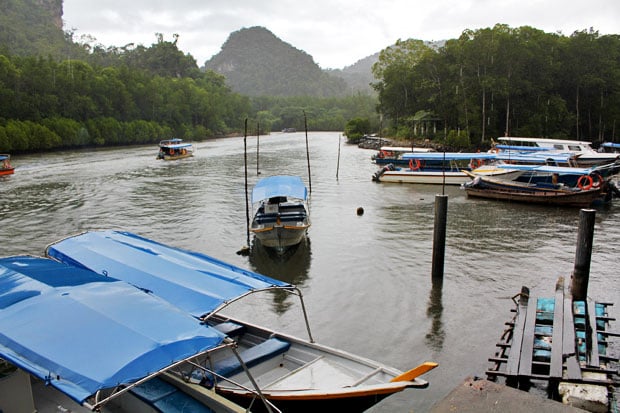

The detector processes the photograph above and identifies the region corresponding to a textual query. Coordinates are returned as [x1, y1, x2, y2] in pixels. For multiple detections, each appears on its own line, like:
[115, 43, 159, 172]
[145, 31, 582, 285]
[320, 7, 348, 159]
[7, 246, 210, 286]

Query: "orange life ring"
[169, 148, 175, 155]
[469, 159, 483, 169]
[409, 159, 421, 171]
[577, 175, 593, 190]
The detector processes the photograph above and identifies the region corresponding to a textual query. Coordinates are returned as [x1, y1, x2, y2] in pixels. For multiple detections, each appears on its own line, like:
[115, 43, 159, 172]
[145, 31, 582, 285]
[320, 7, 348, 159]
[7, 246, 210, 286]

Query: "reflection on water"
[249, 237, 312, 314]
[426, 279, 445, 351]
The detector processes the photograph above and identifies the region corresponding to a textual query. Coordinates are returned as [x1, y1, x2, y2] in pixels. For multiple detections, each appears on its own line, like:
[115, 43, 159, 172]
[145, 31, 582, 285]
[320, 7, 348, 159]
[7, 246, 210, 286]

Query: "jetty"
[485, 276, 619, 411]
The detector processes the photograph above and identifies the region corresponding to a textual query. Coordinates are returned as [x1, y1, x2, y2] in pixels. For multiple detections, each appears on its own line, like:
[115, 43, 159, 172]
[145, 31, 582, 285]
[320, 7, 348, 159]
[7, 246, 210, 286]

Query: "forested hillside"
[204, 27, 349, 97]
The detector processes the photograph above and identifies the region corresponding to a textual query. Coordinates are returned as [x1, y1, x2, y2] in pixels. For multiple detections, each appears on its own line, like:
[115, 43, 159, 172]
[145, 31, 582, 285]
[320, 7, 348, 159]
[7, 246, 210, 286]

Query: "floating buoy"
[357, 207, 364, 216]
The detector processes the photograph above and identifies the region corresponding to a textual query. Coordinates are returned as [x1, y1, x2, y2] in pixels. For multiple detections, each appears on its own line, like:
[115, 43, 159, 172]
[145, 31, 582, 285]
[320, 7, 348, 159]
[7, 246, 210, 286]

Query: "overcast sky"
[62, 0, 619, 69]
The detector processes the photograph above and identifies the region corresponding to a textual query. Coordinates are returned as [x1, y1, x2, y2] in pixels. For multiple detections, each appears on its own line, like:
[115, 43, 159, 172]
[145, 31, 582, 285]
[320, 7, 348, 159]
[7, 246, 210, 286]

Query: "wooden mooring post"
[431, 194, 448, 281]
[571, 208, 596, 301]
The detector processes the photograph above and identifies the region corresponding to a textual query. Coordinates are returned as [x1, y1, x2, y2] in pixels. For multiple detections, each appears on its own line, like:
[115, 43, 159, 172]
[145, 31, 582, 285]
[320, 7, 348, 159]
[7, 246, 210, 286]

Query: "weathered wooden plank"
[506, 287, 530, 377]
[586, 299, 600, 368]
[564, 292, 581, 380]
[518, 295, 538, 377]
[550, 277, 565, 379]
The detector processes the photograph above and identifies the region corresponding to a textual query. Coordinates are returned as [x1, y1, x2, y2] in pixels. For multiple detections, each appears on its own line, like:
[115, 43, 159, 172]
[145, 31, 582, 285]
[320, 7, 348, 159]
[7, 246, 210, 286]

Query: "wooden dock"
[486, 277, 619, 411]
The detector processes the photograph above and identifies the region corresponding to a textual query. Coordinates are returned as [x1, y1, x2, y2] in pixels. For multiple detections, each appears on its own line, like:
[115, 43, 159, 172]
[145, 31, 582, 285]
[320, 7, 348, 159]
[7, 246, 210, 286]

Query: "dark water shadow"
[248, 237, 312, 314]
[425, 278, 445, 351]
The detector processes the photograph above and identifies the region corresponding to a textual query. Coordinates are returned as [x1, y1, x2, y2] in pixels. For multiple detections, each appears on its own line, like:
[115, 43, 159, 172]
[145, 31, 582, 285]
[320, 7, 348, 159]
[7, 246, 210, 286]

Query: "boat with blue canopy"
[372, 152, 511, 184]
[250, 175, 311, 253]
[0, 154, 14, 175]
[0, 255, 258, 413]
[156, 138, 194, 160]
[45, 230, 437, 412]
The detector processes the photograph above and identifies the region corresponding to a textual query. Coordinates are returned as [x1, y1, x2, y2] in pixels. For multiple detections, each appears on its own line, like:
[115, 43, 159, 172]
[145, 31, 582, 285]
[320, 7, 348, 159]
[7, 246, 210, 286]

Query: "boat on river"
[371, 146, 434, 166]
[45, 230, 437, 413]
[250, 175, 311, 253]
[372, 152, 509, 184]
[156, 138, 194, 160]
[0, 154, 14, 175]
[495, 137, 619, 167]
[461, 167, 613, 208]
[0, 256, 252, 413]
[599, 142, 620, 153]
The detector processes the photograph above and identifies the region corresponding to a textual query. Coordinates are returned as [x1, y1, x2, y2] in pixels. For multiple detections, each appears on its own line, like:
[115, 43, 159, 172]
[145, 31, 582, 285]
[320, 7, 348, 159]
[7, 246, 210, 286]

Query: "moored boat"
[461, 168, 612, 208]
[372, 152, 504, 184]
[371, 146, 434, 166]
[250, 175, 311, 253]
[0, 255, 253, 413]
[0, 154, 14, 175]
[156, 138, 194, 160]
[495, 137, 619, 167]
[45, 230, 438, 413]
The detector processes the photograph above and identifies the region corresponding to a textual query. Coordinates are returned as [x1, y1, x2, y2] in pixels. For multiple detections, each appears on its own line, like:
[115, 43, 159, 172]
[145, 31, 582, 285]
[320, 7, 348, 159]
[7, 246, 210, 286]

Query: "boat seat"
[130, 377, 215, 413]
[211, 337, 290, 379]
[211, 321, 246, 337]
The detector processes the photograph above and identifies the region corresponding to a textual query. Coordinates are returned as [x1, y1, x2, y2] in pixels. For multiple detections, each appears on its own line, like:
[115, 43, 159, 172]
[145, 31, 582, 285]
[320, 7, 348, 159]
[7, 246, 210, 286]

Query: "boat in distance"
[156, 138, 195, 160]
[0, 255, 252, 413]
[0, 154, 14, 175]
[45, 230, 438, 412]
[250, 175, 311, 253]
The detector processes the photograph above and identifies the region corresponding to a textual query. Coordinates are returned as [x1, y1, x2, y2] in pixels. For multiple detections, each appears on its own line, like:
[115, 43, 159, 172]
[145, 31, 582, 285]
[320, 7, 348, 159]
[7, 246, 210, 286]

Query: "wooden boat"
[46, 230, 438, 413]
[250, 175, 311, 253]
[371, 146, 434, 166]
[462, 168, 612, 208]
[156, 138, 194, 160]
[0, 154, 14, 175]
[0, 256, 253, 413]
[372, 152, 511, 184]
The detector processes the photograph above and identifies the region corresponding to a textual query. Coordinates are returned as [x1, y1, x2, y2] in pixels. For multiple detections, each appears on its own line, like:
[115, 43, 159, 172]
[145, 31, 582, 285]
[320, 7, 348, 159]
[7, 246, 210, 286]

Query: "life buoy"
[469, 159, 483, 169]
[409, 159, 421, 171]
[577, 175, 593, 190]
[169, 148, 175, 155]
[377, 151, 385, 159]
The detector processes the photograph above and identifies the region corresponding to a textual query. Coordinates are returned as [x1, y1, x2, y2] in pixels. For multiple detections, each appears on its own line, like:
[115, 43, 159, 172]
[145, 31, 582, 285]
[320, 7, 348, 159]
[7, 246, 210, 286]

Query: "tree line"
[371, 25, 620, 148]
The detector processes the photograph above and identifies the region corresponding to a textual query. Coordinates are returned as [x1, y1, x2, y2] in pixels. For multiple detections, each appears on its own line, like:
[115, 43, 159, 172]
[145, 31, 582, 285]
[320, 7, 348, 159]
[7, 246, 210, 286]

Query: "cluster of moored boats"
[372, 137, 620, 208]
[0, 230, 437, 413]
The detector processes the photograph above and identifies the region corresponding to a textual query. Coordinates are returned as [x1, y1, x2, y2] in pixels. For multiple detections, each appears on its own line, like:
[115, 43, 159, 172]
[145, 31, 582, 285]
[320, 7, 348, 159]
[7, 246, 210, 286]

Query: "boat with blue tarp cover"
[45, 230, 438, 413]
[372, 152, 513, 184]
[0, 154, 14, 175]
[371, 146, 434, 166]
[461, 164, 615, 207]
[0, 255, 254, 413]
[250, 175, 311, 253]
[156, 138, 194, 160]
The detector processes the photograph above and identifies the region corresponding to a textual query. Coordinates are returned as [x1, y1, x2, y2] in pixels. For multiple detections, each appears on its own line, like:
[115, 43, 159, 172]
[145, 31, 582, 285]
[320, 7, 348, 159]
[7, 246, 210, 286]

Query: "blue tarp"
[0, 256, 226, 404]
[251, 175, 308, 203]
[46, 230, 294, 319]
[401, 152, 497, 160]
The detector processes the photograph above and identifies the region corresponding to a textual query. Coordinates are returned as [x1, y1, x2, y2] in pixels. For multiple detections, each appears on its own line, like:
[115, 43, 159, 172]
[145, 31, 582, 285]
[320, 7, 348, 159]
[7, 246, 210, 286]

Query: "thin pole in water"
[237, 119, 251, 255]
[304, 111, 312, 194]
[431, 194, 448, 281]
[256, 121, 260, 175]
[336, 134, 341, 179]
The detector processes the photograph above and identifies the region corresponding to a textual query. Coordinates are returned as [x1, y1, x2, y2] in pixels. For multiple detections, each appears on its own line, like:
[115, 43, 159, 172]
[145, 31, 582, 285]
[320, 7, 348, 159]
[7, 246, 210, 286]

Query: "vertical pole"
[571, 208, 596, 301]
[431, 194, 448, 281]
[243, 119, 251, 248]
[256, 122, 260, 175]
[336, 134, 341, 179]
[304, 111, 312, 194]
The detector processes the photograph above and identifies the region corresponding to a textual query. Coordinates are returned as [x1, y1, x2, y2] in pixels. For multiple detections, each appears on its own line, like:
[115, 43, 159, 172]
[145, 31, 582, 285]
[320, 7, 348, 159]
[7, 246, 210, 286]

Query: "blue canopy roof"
[601, 142, 620, 149]
[401, 152, 497, 160]
[0, 256, 226, 404]
[497, 164, 593, 175]
[252, 175, 308, 203]
[46, 230, 294, 319]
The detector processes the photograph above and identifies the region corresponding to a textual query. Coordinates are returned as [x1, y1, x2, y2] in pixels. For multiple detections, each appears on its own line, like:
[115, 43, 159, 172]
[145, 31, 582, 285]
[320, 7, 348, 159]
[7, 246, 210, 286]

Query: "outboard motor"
[372, 163, 395, 182]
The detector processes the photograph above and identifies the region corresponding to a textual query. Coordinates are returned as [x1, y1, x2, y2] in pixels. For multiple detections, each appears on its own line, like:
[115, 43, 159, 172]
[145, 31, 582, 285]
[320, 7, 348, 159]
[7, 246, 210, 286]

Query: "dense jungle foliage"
[372, 25, 620, 148]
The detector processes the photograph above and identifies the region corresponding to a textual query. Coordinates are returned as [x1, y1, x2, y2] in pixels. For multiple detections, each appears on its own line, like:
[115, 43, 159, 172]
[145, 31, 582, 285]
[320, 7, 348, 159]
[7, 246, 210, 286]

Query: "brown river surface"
[1, 131, 619, 411]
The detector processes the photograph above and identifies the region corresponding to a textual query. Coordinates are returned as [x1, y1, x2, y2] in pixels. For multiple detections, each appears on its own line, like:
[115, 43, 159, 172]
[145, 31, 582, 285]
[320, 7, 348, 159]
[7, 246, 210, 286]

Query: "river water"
[2, 131, 619, 412]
